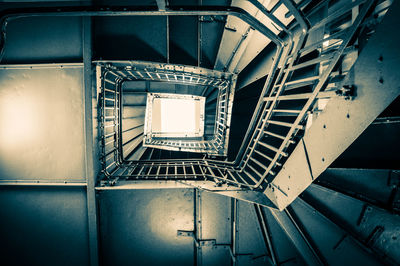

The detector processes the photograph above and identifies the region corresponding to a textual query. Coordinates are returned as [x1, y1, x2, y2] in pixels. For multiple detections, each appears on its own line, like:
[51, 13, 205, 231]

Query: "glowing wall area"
[0, 66, 86, 181]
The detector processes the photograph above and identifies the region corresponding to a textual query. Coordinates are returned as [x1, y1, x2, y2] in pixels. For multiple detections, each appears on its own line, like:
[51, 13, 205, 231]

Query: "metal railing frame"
[0, 0, 379, 192]
[97, 60, 236, 157]
[94, 0, 302, 185]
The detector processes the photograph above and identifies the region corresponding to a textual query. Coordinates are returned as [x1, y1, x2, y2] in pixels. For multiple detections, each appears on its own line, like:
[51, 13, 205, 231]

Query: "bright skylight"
[144, 93, 205, 138]
[160, 98, 196, 134]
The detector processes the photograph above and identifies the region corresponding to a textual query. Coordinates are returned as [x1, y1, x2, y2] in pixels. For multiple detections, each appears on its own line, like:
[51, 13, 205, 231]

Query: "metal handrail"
[238, 6, 309, 178]
[115, 0, 375, 190]
[225, 0, 307, 168]
[97, 0, 309, 187]
[255, 0, 374, 187]
[110, 62, 235, 156]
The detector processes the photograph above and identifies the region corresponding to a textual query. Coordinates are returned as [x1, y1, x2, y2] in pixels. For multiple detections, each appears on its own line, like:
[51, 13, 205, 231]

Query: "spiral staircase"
[0, 0, 399, 265]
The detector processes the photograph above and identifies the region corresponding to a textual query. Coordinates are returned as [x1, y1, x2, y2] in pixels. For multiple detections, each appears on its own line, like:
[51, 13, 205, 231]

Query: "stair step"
[258, 141, 288, 157]
[243, 169, 259, 184]
[273, 76, 320, 90]
[122, 126, 144, 145]
[123, 93, 147, 105]
[249, 156, 268, 171]
[272, 109, 302, 116]
[261, 130, 296, 145]
[285, 53, 334, 72]
[263, 90, 337, 101]
[266, 119, 304, 130]
[252, 149, 273, 164]
[123, 134, 144, 159]
[127, 146, 147, 161]
[310, 0, 366, 31]
[299, 28, 349, 56]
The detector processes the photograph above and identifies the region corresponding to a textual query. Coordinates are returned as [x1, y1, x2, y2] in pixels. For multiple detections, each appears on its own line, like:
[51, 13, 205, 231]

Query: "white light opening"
[160, 98, 196, 134]
[145, 93, 205, 138]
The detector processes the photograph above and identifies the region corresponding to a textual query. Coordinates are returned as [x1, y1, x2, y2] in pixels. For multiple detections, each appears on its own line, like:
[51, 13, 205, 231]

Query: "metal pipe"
[254, 204, 278, 265]
[231, 199, 238, 265]
[0, 62, 83, 69]
[298, 195, 397, 265]
[0, 180, 87, 186]
[248, 0, 292, 35]
[285, 206, 327, 265]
